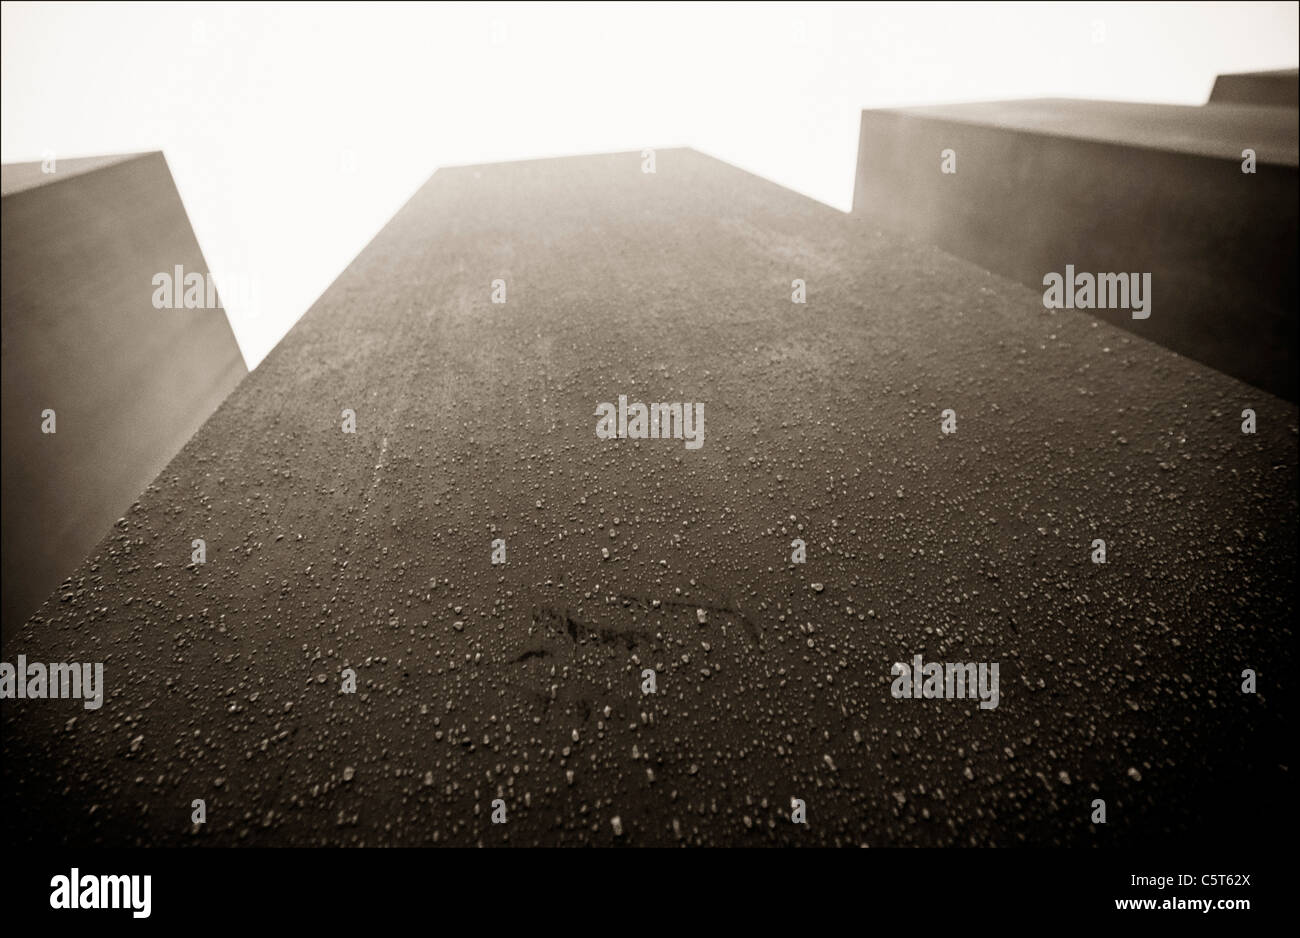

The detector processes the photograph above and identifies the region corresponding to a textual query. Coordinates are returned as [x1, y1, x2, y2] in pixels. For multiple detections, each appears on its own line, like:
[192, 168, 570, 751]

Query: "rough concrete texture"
[3, 149, 1294, 847]
[852, 100, 1299, 400]
[1208, 68, 1300, 108]
[2, 152, 247, 635]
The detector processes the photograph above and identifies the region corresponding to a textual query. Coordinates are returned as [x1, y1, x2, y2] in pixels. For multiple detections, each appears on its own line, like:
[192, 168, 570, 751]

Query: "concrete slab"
[2, 149, 1293, 847]
[1, 151, 247, 634]
[865, 98, 1297, 166]
[852, 99, 1299, 400]
[1208, 68, 1299, 107]
[1, 152, 151, 197]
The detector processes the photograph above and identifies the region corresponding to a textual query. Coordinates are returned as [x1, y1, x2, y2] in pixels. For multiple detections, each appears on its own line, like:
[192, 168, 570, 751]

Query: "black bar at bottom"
[10, 846, 1273, 926]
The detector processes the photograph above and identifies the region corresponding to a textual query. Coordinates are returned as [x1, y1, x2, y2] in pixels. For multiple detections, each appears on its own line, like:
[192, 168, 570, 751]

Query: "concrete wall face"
[1209, 69, 1300, 107]
[852, 108, 1299, 400]
[1, 152, 247, 634]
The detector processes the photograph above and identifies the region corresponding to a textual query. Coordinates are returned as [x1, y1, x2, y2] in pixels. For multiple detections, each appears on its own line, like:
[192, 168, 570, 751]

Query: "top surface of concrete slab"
[3, 148, 1293, 848]
[1, 152, 153, 197]
[868, 98, 1299, 167]
[1215, 68, 1299, 79]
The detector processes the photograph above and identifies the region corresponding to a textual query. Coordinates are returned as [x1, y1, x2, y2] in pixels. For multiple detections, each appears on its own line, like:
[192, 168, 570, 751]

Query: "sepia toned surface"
[852, 98, 1299, 400]
[1208, 67, 1299, 107]
[1, 152, 247, 635]
[4, 149, 1292, 846]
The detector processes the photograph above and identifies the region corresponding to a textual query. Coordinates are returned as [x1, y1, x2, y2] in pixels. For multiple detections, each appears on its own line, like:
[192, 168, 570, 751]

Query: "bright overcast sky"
[3, 1, 1297, 368]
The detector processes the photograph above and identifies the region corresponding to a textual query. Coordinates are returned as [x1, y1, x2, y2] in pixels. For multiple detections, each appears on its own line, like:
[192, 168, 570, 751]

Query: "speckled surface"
[3, 149, 1293, 846]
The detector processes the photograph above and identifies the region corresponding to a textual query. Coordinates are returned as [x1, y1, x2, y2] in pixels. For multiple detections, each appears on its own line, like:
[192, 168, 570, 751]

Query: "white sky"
[4, 1, 1297, 369]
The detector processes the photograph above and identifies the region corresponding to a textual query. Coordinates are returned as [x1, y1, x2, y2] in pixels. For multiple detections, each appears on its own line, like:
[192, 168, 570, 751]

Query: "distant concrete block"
[852, 98, 1299, 400]
[1, 151, 247, 634]
[1209, 68, 1299, 108]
